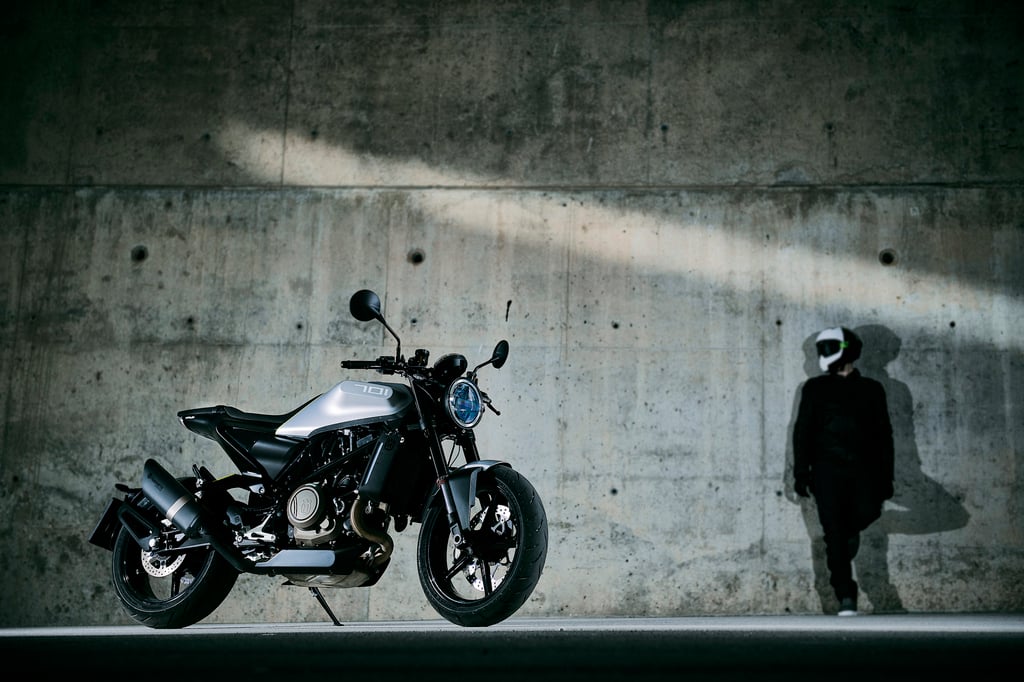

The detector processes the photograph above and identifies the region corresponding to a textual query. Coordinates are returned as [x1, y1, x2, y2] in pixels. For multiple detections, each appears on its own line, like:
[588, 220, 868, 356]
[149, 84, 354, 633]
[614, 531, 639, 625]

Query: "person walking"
[793, 326, 895, 615]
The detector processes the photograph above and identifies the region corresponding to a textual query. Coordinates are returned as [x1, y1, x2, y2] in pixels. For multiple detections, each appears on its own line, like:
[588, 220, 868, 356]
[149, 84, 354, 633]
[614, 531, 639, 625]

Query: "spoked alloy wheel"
[110, 484, 238, 629]
[417, 465, 547, 627]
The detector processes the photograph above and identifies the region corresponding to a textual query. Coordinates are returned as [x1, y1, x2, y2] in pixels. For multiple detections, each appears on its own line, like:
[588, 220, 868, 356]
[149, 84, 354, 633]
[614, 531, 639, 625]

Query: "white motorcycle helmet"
[815, 326, 862, 373]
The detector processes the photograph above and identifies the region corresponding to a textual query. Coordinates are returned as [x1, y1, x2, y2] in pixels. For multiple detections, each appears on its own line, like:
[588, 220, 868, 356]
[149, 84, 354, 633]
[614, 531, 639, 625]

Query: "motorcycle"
[89, 289, 548, 628]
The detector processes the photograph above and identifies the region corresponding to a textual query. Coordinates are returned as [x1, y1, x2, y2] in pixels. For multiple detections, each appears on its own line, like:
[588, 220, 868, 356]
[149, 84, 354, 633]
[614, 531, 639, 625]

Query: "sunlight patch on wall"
[220, 121, 1022, 350]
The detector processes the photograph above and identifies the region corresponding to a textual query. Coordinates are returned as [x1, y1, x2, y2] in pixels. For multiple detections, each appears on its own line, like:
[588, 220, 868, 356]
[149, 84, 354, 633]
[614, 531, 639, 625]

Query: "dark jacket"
[793, 369, 894, 500]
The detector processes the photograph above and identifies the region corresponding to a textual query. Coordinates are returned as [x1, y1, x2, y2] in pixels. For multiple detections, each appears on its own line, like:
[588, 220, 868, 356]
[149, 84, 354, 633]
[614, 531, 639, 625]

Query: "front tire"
[110, 485, 238, 629]
[417, 465, 547, 627]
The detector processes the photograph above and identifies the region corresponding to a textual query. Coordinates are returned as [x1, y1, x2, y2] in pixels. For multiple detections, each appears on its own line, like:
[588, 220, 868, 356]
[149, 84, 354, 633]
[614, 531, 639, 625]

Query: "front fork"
[427, 427, 505, 545]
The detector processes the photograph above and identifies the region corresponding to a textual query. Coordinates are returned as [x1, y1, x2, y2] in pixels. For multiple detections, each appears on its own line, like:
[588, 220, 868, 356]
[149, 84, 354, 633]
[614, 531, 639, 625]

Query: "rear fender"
[87, 494, 163, 552]
[88, 497, 127, 552]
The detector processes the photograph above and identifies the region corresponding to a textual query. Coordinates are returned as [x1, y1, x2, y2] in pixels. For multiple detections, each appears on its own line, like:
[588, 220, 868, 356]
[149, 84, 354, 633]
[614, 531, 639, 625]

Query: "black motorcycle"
[89, 289, 548, 628]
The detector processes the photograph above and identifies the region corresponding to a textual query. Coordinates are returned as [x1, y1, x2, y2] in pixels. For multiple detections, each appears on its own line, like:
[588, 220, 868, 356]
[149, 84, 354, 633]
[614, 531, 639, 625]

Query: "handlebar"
[341, 356, 401, 375]
[340, 359, 380, 370]
[343, 354, 502, 414]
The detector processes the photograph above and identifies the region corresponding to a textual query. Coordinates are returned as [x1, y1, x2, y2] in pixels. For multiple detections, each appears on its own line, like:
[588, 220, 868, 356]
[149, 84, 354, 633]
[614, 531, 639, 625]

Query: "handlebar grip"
[341, 360, 376, 369]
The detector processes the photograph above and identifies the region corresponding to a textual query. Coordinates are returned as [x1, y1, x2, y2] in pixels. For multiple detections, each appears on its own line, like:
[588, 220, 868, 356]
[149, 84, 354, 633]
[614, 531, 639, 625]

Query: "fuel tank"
[277, 381, 414, 438]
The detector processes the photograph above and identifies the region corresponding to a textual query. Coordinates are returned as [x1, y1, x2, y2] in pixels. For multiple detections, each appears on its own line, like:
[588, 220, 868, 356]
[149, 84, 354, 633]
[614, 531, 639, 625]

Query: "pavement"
[2, 614, 1022, 680]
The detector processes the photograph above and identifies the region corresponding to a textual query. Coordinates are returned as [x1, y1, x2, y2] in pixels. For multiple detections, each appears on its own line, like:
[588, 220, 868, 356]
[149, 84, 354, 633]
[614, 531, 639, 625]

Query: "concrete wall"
[1, 1, 1021, 626]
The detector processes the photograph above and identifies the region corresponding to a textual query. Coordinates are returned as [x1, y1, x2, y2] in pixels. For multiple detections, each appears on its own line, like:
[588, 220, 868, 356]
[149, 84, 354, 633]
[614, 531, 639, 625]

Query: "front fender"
[440, 460, 509, 531]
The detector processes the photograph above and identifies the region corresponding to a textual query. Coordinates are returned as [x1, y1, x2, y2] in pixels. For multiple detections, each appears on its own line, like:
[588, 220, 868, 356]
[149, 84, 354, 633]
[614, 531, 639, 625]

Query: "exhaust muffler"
[141, 458, 205, 536]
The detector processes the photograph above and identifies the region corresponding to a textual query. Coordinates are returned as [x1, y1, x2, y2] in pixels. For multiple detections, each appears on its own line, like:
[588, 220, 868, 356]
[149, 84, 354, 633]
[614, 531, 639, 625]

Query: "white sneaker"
[838, 597, 858, 616]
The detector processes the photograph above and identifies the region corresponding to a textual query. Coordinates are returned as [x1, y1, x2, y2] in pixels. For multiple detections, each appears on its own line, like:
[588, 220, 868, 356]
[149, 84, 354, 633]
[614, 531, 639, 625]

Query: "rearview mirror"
[349, 289, 382, 322]
[491, 340, 509, 369]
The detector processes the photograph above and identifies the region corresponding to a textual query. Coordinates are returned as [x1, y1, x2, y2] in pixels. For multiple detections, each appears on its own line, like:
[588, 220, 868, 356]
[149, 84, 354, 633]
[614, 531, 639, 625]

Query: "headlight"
[446, 378, 483, 428]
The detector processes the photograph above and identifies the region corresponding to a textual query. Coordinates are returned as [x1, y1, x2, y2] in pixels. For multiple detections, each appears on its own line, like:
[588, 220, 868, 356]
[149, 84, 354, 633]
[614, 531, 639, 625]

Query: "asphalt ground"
[2, 614, 1021, 681]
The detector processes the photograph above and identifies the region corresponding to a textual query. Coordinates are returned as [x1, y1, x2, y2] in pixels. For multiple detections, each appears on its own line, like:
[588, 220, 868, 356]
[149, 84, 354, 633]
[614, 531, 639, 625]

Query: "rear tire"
[417, 466, 547, 627]
[110, 484, 238, 629]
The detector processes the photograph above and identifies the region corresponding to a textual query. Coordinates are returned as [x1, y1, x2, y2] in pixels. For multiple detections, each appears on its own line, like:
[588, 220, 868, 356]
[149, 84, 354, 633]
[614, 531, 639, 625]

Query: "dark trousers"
[812, 459, 882, 601]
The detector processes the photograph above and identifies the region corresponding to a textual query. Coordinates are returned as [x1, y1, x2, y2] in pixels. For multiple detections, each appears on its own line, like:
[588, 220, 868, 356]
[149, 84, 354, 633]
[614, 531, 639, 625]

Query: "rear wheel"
[417, 466, 547, 627]
[110, 483, 238, 629]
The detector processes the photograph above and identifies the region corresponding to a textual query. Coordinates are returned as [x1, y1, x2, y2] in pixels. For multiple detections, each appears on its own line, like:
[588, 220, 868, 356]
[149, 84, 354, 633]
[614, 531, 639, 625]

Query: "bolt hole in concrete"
[407, 248, 425, 265]
[878, 248, 898, 266]
[131, 245, 148, 263]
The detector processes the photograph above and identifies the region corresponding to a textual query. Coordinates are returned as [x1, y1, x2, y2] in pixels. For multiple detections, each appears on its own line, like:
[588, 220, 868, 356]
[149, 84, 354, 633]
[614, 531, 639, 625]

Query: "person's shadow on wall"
[784, 324, 970, 613]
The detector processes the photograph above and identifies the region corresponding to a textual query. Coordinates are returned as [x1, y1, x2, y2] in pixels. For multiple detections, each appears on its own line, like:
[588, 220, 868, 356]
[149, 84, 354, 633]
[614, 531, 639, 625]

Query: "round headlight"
[446, 378, 483, 428]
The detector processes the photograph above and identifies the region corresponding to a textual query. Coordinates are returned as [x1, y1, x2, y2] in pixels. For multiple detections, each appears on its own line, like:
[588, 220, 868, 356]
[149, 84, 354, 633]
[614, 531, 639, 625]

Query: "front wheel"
[110, 483, 238, 629]
[417, 465, 547, 627]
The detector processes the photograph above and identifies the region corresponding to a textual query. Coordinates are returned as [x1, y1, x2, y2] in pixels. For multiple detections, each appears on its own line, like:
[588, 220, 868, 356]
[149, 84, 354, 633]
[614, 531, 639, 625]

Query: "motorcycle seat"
[222, 405, 302, 428]
[178, 400, 313, 439]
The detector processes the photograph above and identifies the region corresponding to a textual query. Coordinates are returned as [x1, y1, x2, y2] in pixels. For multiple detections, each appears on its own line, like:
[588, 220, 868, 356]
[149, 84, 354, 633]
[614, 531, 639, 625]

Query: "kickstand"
[309, 587, 343, 626]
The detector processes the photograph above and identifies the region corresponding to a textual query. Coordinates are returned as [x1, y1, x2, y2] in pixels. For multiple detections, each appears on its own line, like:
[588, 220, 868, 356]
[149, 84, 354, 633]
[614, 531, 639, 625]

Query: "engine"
[276, 431, 396, 590]
[287, 483, 337, 545]
[286, 477, 359, 546]
[274, 426, 396, 586]
[274, 425, 376, 547]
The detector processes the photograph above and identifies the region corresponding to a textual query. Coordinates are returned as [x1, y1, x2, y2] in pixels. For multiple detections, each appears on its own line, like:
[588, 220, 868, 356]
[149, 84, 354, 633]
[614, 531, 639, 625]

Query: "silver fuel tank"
[276, 381, 414, 438]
